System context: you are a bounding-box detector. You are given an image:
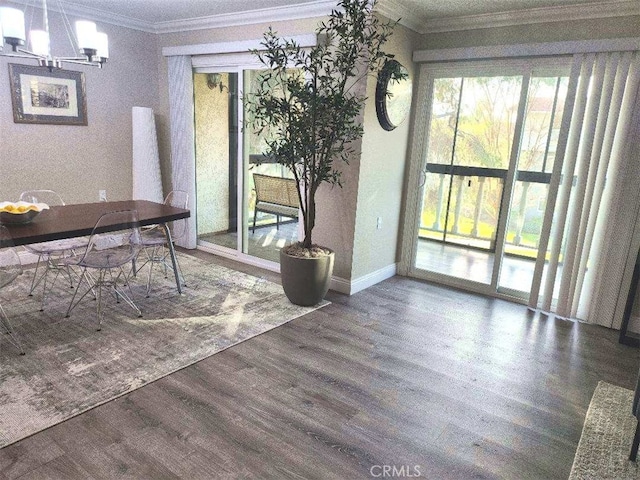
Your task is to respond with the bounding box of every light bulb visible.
[75,20,98,53]
[96,32,109,59]
[0,7,26,47]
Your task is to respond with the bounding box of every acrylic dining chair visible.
[19,190,89,311]
[134,190,188,297]
[63,210,143,331]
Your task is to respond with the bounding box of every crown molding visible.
[376,0,640,35]
[5,0,335,34]
[7,0,637,36]
[153,1,336,35]
[422,0,640,34]
[374,0,425,33]
[5,0,156,33]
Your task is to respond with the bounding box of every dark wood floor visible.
[1,249,639,479]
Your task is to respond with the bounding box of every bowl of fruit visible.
[0,201,49,224]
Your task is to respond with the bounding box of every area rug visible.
[569,381,640,479]
[0,253,326,449]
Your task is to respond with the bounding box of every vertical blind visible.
[528,51,640,324]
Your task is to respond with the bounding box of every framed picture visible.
[8,63,88,125]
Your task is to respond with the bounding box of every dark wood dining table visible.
[1,199,191,293]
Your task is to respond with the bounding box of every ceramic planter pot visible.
[279,248,335,306]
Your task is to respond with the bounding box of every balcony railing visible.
[420,164,555,258]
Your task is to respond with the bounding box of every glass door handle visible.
[419,170,426,187]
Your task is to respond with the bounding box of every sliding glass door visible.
[193,67,299,266]
[407,60,570,301]
[417,75,520,283]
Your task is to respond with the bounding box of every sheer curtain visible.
[528,50,640,325]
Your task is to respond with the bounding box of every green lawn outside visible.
[419,210,543,259]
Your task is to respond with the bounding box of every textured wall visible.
[351,23,418,280]
[194,72,230,235]
[0,9,159,205]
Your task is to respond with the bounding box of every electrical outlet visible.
[99,190,107,202]
[376,217,382,230]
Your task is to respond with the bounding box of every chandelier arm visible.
[56,55,92,60]
[57,57,104,68]
[1,48,43,59]
[0,51,103,68]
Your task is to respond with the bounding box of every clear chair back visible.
[164,190,188,240]
[19,190,65,206]
[79,210,142,269]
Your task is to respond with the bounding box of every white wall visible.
[352,23,418,281]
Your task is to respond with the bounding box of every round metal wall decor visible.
[375,60,412,131]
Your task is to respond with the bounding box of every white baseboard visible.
[330,263,397,295]
[196,245,397,297]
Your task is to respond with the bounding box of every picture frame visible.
[8,63,88,125]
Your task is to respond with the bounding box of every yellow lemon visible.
[16,205,28,213]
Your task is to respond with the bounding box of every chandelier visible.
[0,0,108,69]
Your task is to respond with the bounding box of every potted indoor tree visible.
[247,0,396,305]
